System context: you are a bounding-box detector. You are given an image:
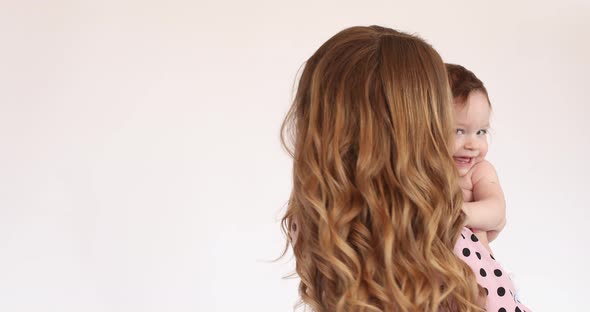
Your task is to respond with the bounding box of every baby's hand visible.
[458,174,474,202]
[461,205,473,228]
[461,188,473,202]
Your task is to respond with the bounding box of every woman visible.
[280,26,529,312]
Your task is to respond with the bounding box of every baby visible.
[446,64,506,253]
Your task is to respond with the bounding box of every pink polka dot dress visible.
[454,227,532,312]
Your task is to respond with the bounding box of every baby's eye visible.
[476,129,488,135]
[455,129,465,135]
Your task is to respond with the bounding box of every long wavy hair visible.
[280,26,484,312]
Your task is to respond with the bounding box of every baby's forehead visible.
[453,104,490,126]
[453,95,490,112]
[453,103,490,116]
[456,90,490,104]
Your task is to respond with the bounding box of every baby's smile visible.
[453,156,475,170]
[454,156,473,164]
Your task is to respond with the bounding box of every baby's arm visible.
[463,160,506,237]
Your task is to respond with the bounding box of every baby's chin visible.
[453,156,474,175]
[457,167,470,177]
[454,157,485,176]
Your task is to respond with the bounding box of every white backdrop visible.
[0,0,588,311]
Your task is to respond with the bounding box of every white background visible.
[0,0,588,311]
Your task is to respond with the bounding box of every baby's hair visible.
[445,63,491,108]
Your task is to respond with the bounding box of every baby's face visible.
[452,90,491,176]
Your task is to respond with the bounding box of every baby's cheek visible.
[453,140,462,154]
[480,144,489,159]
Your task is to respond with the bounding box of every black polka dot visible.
[462,248,471,257]
[461,233,465,239]
[491,254,496,260]
[494,269,503,277]
[516,307,522,312]
[497,287,506,296]
[479,268,487,277]
[484,287,489,295]
[470,234,479,242]
[476,252,481,260]
[499,308,506,312]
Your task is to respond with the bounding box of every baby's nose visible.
[465,139,479,150]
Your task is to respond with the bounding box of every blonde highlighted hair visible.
[280,26,485,311]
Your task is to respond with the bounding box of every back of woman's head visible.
[281,25,484,312]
